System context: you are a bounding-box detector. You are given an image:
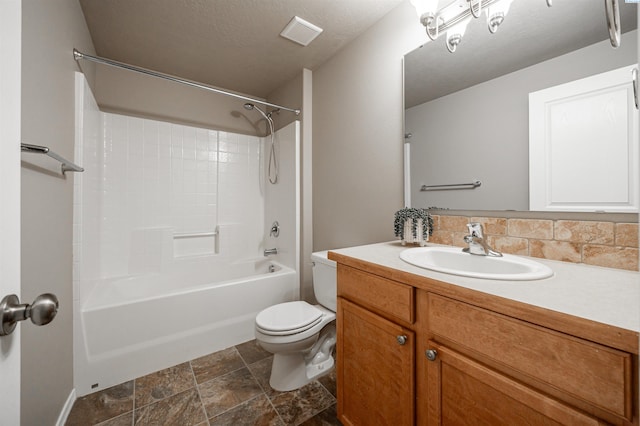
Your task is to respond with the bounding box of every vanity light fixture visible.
[410,0,551,53]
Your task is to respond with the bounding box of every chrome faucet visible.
[463,223,502,257]
[264,248,278,256]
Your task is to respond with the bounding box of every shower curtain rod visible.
[73,49,301,116]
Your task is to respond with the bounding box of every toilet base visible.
[268,324,336,392]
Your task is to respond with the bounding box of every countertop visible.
[329,241,640,334]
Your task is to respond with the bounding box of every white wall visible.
[74,71,301,286]
[20,0,96,424]
[73,73,102,303]
[76,107,268,287]
[406,30,638,211]
[268,70,315,302]
[0,1,22,424]
[264,122,301,275]
[312,1,424,251]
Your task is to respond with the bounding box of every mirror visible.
[404,1,637,211]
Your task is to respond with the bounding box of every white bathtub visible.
[74,258,298,396]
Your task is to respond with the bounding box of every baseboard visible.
[55,388,76,426]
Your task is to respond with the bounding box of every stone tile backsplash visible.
[430,215,639,271]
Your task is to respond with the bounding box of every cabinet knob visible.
[396,335,408,345]
[425,349,438,361]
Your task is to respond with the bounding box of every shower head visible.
[243,103,271,124]
[244,103,279,118]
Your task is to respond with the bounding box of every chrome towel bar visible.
[21,143,84,175]
[421,180,481,191]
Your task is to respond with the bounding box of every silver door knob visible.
[425,349,438,361]
[396,335,408,345]
[0,293,59,336]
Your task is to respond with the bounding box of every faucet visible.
[463,223,502,257]
[264,248,278,256]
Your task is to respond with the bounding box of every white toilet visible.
[254,250,337,391]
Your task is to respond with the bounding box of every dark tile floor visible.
[66,340,341,426]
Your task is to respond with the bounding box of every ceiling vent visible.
[280,16,323,47]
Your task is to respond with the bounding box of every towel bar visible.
[420,180,481,191]
[21,143,84,175]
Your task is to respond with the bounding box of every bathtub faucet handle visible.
[270,221,280,238]
[264,248,278,256]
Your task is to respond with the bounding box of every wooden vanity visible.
[329,242,639,426]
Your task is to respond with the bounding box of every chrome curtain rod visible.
[73,49,301,116]
[21,143,84,175]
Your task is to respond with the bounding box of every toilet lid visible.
[256,301,323,334]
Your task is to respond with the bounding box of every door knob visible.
[0,293,59,336]
[396,335,408,345]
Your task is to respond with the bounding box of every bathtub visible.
[74,258,298,396]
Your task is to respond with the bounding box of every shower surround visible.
[73,73,300,395]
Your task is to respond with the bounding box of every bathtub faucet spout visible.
[264,248,278,256]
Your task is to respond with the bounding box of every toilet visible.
[254,250,337,391]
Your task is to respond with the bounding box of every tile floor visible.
[66,340,340,426]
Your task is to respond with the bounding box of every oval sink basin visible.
[399,246,553,281]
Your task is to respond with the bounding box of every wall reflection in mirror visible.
[404,0,638,212]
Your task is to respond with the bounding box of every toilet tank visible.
[311,251,337,312]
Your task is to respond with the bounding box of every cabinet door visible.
[337,298,415,426]
[424,341,601,426]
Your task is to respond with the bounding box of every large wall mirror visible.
[404,1,638,212]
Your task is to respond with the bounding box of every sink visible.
[399,246,553,281]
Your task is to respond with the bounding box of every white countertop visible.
[330,241,640,333]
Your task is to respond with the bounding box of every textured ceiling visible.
[79,0,404,98]
[405,1,638,107]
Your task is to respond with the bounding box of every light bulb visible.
[486,0,513,33]
[446,16,470,53]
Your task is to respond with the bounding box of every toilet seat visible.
[256,301,323,336]
[255,303,336,346]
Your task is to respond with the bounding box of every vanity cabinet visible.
[425,342,601,425]
[337,298,414,426]
[336,265,415,426]
[424,293,633,425]
[334,260,638,426]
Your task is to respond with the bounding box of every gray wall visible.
[94,65,266,135]
[312,1,424,251]
[407,30,637,211]
[268,71,303,132]
[20,0,95,424]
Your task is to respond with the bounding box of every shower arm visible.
[72,49,301,116]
